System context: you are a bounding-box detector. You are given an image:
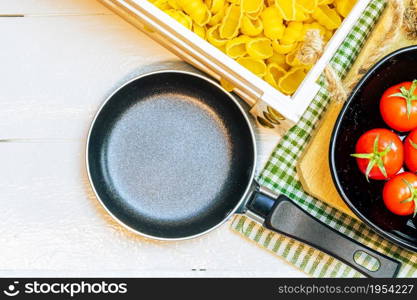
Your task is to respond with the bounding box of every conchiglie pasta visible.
[193,23,207,38]
[264,63,286,89]
[312,5,342,30]
[207,24,228,47]
[242,0,263,14]
[240,15,263,36]
[236,57,267,77]
[208,6,226,26]
[225,36,250,58]
[281,22,304,45]
[318,0,334,4]
[296,0,318,13]
[165,9,192,29]
[176,0,211,26]
[271,40,298,54]
[220,77,235,91]
[246,37,273,59]
[149,0,354,95]
[206,0,225,14]
[335,0,357,18]
[167,0,180,9]
[275,0,297,21]
[293,7,309,22]
[267,52,289,70]
[150,0,171,10]
[278,67,307,95]
[219,4,243,39]
[261,7,285,40]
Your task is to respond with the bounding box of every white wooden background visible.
[0,0,305,277]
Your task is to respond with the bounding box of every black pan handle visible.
[249,193,401,278]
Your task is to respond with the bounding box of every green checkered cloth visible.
[231,0,417,278]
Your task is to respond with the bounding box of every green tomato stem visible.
[400,179,417,218]
[351,135,392,181]
[388,79,417,119]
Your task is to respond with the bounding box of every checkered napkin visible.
[231,0,417,278]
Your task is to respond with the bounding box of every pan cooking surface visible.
[87,72,255,239]
[331,46,417,251]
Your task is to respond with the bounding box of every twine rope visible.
[346,0,405,91]
[403,0,417,39]
[297,0,405,103]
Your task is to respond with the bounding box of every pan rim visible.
[85,69,258,241]
[329,45,417,252]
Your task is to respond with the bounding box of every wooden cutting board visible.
[297,0,417,219]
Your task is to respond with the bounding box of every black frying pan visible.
[331,45,417,253]
[87,70,400,277]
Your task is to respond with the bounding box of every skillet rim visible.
[85,70,258,241]
[329,45,417,252]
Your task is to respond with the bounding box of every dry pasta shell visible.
[266,52,289,70]
[271,40,297,54]
[219,4,243,39]
[242,0,263,14]
[193,23,206,39]
[225,36,250,58]
[167,0,180,9]
[324,29,334,41]
[278,67,307,95]
[318,0,334,4]
[220,78,235,92]
[165,9,193,30]
[244,2,264,20]
[261,6,285,40]
[295,0,318,13]
[275,0,297,21]
[207,24,228,47]
[240,15,263,36]
[246,8,264,20]
[312,5,342,30]
[151,0,171,10]
[246,37,273,59]
[293,4,309,21]
[236,57,267,77]
[177,0,211,26]
[281,21,304,45]
[267,106,286,120]
[335,0,356,18]
[206,0,225,14]
[208,6,226,26]
[264,63,287,89]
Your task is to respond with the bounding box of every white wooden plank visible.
[0,0,109,15]
[0,141,302,277]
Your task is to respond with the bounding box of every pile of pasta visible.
[149,0,357,95]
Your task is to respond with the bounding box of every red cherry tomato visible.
[404,129,417,173]
[383,172,417,216]
[380,80,417,132]
[352,129,403,181]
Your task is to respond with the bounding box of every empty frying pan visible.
[86,70,400,277]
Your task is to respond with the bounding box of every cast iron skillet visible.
[87,70,400,277]
[331,46,417,253]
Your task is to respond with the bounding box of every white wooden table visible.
[0,0,304,277]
